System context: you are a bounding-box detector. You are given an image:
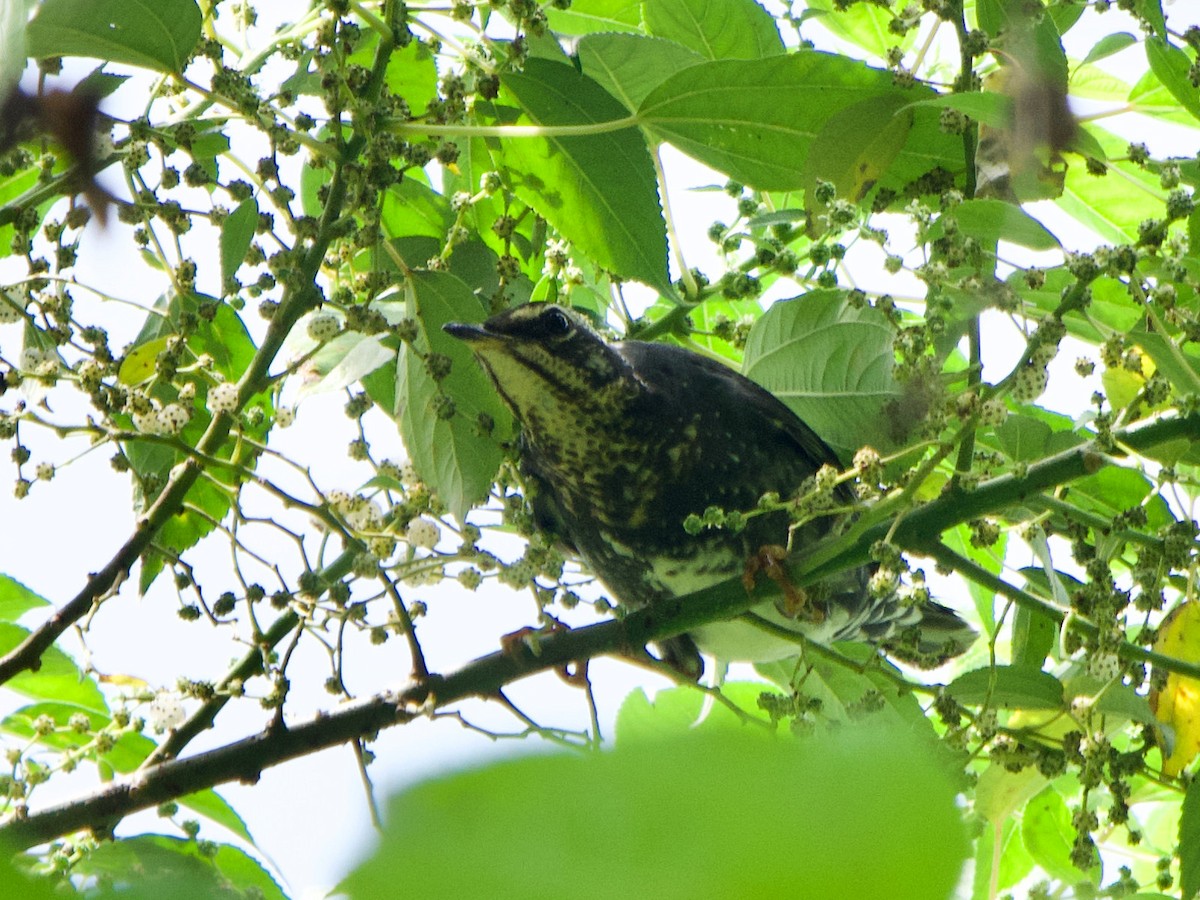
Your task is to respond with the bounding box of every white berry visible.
[306,312,342,342]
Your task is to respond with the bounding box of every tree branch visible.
[4,413,1198,848]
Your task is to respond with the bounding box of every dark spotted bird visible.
[445,303,974,673]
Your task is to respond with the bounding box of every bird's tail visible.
[882,600,978,669]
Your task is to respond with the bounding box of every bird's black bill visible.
[443,321,488,342]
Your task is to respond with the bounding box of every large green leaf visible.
[614,682,781,744]
[803,0,913,60]
[380,177,453,240]
[396,271,512,521]
[344,724,967,899]
[931,199,1061,251]
[1058,128,1165,245]
[69,836,285,900]
[639,51,954,193]
[946,665,1066,710]
[26,0,201,73]
[643,0,783,61]
[1145,37,1200,124]
[973,817,1035,896]
[1182,774,1200,899]
[1022,787,1102,886]
[1063,465,1174,531]
[742,290,903,459]
[803,92,914,227]
[0,573,50,622]
[498,60,669,291]
[545,0,643,36]
[0,623,107,711]
[578,34,705,111]
[219,198,258,291]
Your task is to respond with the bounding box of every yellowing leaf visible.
[1150,602,1200,776]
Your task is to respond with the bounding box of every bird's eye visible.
[542,307,572,337]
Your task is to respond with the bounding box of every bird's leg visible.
[742,544,824,623]
[499,618,590,686]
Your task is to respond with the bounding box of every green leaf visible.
[1058,128,1166,245]
[1022,786,1101,885]
[0,852,54,900]
[934,199,1061,251]
[381,39,439,118]
[943,524,1006,638]
[643,0,783,61]
[803,0,912,60]
[344,725,968,899]
[1146,37,1200,123]
[294,330,395,400]
[381,177,453,239]
[179,790,255,846]
[397,271,512,521]
[26,0,202,73]
[1,702,161,774]
[578,34,705,111]
[1135,0,1166,37]
[1182,773,1200,899]
[498,60,669,291]
[0,573,50,622]
[1011,602,1058,672]
[615,683,780,744]
[0,623,107,711]
[640,52,956,193]
[1132,324,1200,396]
[762,650,935,736]
[973,817,1035,896]
[975,759,1048,825]
[946,665,1065,710]
[545,0,642,35]
[69,836,285,900]
[742,290,904,459]
[1080,32,1138,67]
[1011,268,1141,344]
[804,92,914,223]
[911,91,1012,129]
[1065,465,1174,531]
[219,198,258,290]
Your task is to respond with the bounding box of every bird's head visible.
[444,304,635,440]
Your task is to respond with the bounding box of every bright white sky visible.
[1,2,1199,897]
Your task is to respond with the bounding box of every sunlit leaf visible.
[0,573,50,622]
[578,34,704,111]
[640,52,958,192]
[743,289,904,459]
[396,271,512,520]
[26,0,201,73]
[499,60,669,291]
[69,835,285,900]
[643,0,783,61]
[0,623,107,711]
[545,0,642,36]
[345,725,967,899]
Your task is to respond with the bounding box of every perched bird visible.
[445,303,974,674]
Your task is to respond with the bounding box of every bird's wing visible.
[618,340,846,473]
